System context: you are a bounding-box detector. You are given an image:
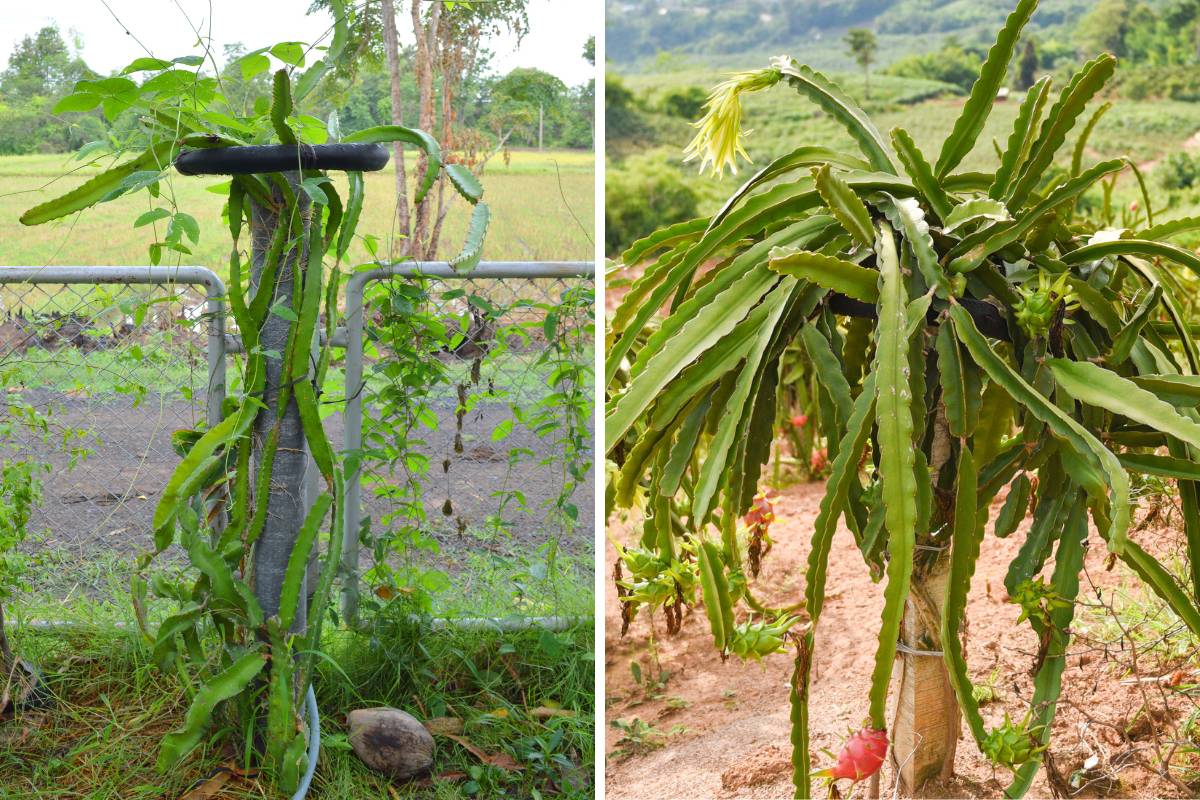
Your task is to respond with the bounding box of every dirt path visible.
[605,481,1199,799]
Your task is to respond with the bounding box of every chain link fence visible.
[338,262,595,617]
[0,264,593,601]
[0,268,225,560]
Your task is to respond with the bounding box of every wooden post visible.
[892,558,960,793]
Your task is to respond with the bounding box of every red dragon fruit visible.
[815,726,888,783]
[791,413,808,429]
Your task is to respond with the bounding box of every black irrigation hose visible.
[175,143,390,176]
[827,293,1012,341]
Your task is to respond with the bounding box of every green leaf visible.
[450,201,489,273]
[942,198,1011,233]
[337,172,364,260]
[270,41,306,67]
[240,53,271,80]
[1071,101,1112,176]
[990,76,1052,199]
[607,262,782,451]
[692,283,797,523]
[445,163,483,204]
[880,194,950,297]
[1048,359,1200,450]
[134,208,171,228]
[710,146,872,229]
[1005,502,1087,797]
[890,127,952,222]
[697,539,734,652]
[1109,285,1162,366]
[868,222,917,729]
[344,125,442,204]
[172,212,200,244]
[1008,54,1117,208]
[950,305,1130,554]
[300,177,330,206]
[279,494,333,629]
[774,57,896,174]
[186,535,262,626]
[941,444,988,748]
[270,301,299,323]
[270,69,296,145]
[994,473,1031,539]
[21,141,177,226]
[1119,452,1200,481]
[935,0,1037,177]
[936,323,970,437]
[811,163,874,248]
[491,419,514,441]
[948,158,1124,273]
[1129,374,1200,407]
[767,248,877,302]
[157,649,267,770]
[1139,215,1200,241]
[122,57,173,73]
[53,92,102,113]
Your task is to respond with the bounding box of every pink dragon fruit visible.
[815,726,888,783]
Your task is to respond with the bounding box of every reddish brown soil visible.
[605,480,1200,799]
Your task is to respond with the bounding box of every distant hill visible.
[607,0,1096,71]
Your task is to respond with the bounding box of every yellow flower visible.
[683,67,782,178]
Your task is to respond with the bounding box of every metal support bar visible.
[337,260,594,624]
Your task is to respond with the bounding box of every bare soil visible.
[14,388,593,591]
[605,480,1200,799]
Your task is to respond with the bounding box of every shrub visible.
[606,0,1200,796]
[605,153,700,255]
[1158,150,1200,190]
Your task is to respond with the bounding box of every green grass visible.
[0,149,594,268]
[620,68,1200,171]
[3,536,594,798]
[610,67,1200,255]
[2,618,594,799]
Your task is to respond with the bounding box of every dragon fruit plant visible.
[605,0,1200,796]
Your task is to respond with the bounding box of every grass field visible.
[620,69,1200,169]
[0,149,594,269]
[609,67,1200,255]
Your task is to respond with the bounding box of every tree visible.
[1076,0,1130,58]
[1016,38,1039,89]
[311,0,529,259]
[844,28,878,100]
[0,25,90,100]
[583,35,595,66]
[489,67,568,149]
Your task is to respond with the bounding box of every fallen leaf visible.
[530,706,576,720]
[178,765,239,800]
[424,716,464,736]
[444,734,524,771]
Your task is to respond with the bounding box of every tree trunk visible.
[382,0,410,259]
[892,557,960,793]
[408,0,441,258]
[248,177,311,634]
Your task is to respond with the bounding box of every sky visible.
[0,0,597,85]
